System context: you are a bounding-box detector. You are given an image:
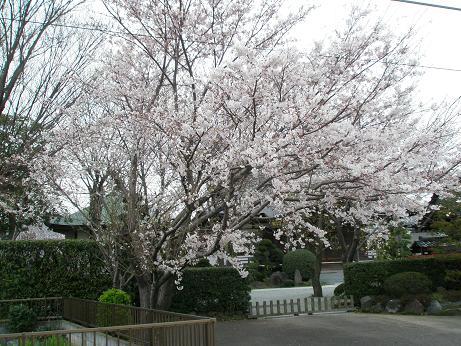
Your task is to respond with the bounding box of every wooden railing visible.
[0,320,215,346]
[248,295,354,318]
[0,298,215,346]
[62,298,208,327]
[0,297,62,323]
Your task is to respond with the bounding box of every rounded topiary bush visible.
[8,304,37,333]
[98,288,132,305]
[334,283,345,296]
[383,272,432,297]
[282,249,315,280]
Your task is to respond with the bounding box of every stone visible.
[404,299,424,315]
[360,296,375,311]
[294,269,303,286]
[427,300,442,315]
[270,271,288,286]
[385,299,401,313]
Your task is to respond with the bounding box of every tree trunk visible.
[311,213,324,297]
[137,274,153,309]
[311,244,323,297]
[155,276,175,309]
[344,226,360,263]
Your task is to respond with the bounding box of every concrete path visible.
[251,285,339,304]
[216,313,461,346]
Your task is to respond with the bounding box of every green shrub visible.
[383,272,432,297]
[281,279,295,287]
[97,289,132,327]
[344,254,461,301]
[171,267,250,315]
[282,249,315,280]
[400,293,432,307]
[193,258,212,267]
[441,290,461,302]
[98,288,131,305]
[334,283,345,296]
[0,240,112,300]
[445,270,461,290]
[7,305,37,333]
[20,335,70,346]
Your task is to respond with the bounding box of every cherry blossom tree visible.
[47,2,460,308]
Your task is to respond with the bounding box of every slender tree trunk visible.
[311,243,323,297]
[311,213,324,296]
[345,226,360,263]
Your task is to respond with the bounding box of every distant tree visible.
[0,0,101,238]
[375,227,412,260]
[430,192,461,248]
[253,239,283,276]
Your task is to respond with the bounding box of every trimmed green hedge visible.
[344,254,461,300]
[171,267,250,315]
[383,272,432,297]
[0,240,112,300]
[282,249,316,280]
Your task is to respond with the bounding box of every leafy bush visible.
[400,293,432,307]
[97,289,132,327]
[193,258,212,267]
[282,249,315,280]
[98,288,131,305]
[344,254,461,300]
[0,240,112,300]
[281,279,295,287]
[21,335,70,346]
[334,283,345,296]
[171,267,250,315]
[7,305,37,333]
[441,290,461,302]
[383,272,432,297]
[445,270,461,290]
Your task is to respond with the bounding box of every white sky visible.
[290,0,461,104]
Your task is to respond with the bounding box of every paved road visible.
[216,313,461,346]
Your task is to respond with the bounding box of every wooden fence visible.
[249,295,354,318]
[0,297,62,323]
[0,298,215,346]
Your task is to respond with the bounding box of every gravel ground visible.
[216,313,461,346]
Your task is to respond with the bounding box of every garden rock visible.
[427,300,442,315]
[385,299,401,313]
[270,271,288,286]
[294,269,303,286]
[404,299,424,315]
[360,296,375,311]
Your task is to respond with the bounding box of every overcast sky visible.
[290,0,461,104]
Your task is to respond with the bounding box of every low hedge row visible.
[344,254,461,300]
[0,240,112,300]
[171,267,250,315]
